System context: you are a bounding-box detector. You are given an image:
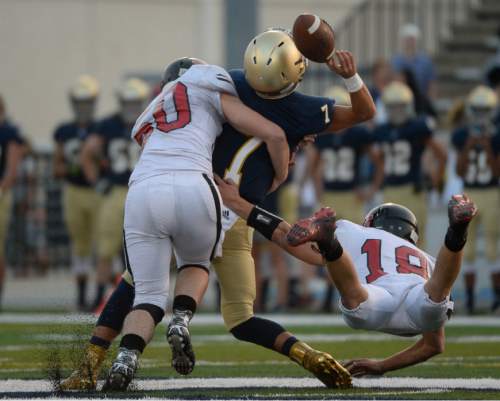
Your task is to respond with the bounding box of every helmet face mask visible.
[243,29,308,99]
[363,203,419,245]
[382,82,415,125]
[116,78,150,125]
[466,85,498,130]
[71,98,96,125]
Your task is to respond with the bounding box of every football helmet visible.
[70,75,99,124]
[465,85,498,127]
[244,29,307,99]
[363,203,419,245]
[117,78,150,125]
[323,85,350,106]
[382,81,415,125]
[162,57,207,85]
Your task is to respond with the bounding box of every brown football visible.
[292,13,335,63]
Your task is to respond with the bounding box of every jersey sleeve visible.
[292,93,335,135]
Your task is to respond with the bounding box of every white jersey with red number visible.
[335,220,448,336]
[129,64,236,185]
[336,219,435,287]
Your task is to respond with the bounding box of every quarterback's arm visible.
[345,327,445,376]
[215,175,323,266]
[220,93,289,188]
[80,133,104,185]
[0,142,23,191]
[324,51,376,133]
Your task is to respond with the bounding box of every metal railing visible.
[332,0,478,69]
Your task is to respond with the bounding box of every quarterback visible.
[217,174,477,375]
[61,29,375,392]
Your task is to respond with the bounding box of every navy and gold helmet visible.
[363,203,419,245]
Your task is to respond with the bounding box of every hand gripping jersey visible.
[373,116,433,188]
[0,120,23,180]
[213,69,335,205]
[53,121,98,186]
[130,65,237,184]
[334,220,450,336]
[96,114,139,186]
[315,126,373,191]
[451,126,500,189]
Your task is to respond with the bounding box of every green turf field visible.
[1,315,500,399]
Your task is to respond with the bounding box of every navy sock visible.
[120,334,146,353]
[281,336,299,356]
[173,295,197,314]
[96,279,135,332]
[90,336,111,349]
[231,317,286,350]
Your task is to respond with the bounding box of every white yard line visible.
[2,313,500,327]
[1,377,500,393]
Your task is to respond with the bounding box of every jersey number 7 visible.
[361,238,429,283]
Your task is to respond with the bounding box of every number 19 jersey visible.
[130,64,237,185]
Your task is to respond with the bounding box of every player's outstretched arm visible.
[80,133,104,185]
[324,50,376,133]
[345,328,445,376]
[220,93,289,189]
[214,175,323,265]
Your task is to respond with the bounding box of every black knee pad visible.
[133,303,165,325]
[230,316,285,349]
[96,279,135,332]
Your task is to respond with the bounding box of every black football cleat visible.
[167,309,195,375]
[101,348,139,392]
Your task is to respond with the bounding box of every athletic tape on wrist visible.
[343,73,364,93]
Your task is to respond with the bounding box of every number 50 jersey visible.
[130,65,237,185]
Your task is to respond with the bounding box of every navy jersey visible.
[54,121,98,186]
[212,69,335,204]
[96,114,140,186]
[452,126,500,188]
[0,120,23,180]
[374,117,433,187]
[315,126,373,191]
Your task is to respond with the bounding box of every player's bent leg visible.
[60,277,135,391]
[167,265,210,375]
[424,194,477,303]
[406,284,451,333]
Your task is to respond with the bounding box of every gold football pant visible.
[96,186,128,260]
[0,192,12,259]
[320,190,364,224]
[212,218,256,330]
[63,184,101,258]
[462,188,499,270]
[278,183,299,223]
[382,184,427,249]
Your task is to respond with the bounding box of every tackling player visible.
[102,59,290,391]
[374,81,446,248]
[61,29,375,391]
[452,85,500,313]
[53,75,100,311]
[0,95,23,309]
[216,176,477,376]
[81,78,149,310]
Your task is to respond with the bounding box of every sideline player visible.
[61,29,375,391]
[0,95,23,309]
[102,59,290,391]
[53,75,100,310]
[217,176,477,375]
[81,78,149,310]
[374,81,446,248]
[452,85,500,313]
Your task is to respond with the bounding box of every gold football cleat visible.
[59,344,106,391]
[289,341,352,389]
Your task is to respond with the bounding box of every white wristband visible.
[343,73,364,93]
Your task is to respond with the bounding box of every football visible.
[292,13,335,63]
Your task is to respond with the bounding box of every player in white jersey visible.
[215,176,477,375]
[103,58,289,391]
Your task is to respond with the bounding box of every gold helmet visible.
[117,78,150,102]
[382,81,414,125]
[466,85,498,126]
[70,75,99,100]
[244,29,307,99]
[323,85,350,106]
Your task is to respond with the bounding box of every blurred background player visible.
[0,95,23,309]
[452,85,500,314]
[81,78,149,310]
[374,81,446,249]
[53,75,100,311]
